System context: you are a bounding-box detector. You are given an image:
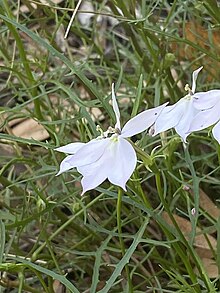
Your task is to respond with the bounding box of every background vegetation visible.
[0,0,220,292]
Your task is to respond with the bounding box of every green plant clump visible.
[0,0,220,292]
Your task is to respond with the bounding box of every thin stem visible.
[183,143,200,244]
[155,172,199,289]
[0,175,25,198]
[1,1,42,120]
[32,192,104,259]
[117,188,133,292]
[0,279,40,293]
[155,171,215,292]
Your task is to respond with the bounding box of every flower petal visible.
[153,99,185,136]
[78,139,113,193]
[192,66,203,94]
[66,138,110,168]
[56,155,75,175]
[212,121,220,144]
[121,102,168,138]
[175,98,199,142]
[55,142,85,154]
[81,172,107,195]
[108,137,137,191]
[112,83,121,130]
[193,90,220,110]
[189,107,220,132]
[77,141,111,177]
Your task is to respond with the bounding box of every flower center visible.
[110,133,119,142]
[96,125,120,139]
[184,84,193,97]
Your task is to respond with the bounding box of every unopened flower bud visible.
[191,207,196,216]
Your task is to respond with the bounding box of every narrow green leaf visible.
[203,0,220,24]
[0,221,5,263]
[131,74,143,117]
[98,220,148,293]
[91,233,114,293]
[8,257,80,293]
[0,14,114,118]
[0,133,54,148]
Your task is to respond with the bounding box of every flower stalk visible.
[117,187,133,292]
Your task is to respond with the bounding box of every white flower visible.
[56,84,167,194]
[152,66,203,142]
[188,90,220,143]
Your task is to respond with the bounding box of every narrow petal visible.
[56,155,75,175]
[212,121,220,144]
[67,138,110,168]
[55,142,85,154]
[112,83,121,130]
[108,137,137,191]
[175,98,199,142]
[121,102,168,138]
[192,66,203,94]
[189,107,220,132]
[153,99,185,136]
[193,90,220,110]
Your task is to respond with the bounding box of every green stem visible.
[0,281,40,293]
[117,188,133,292]
[155,171,215,292]
[0,175,25,198]
[129,140,153,166]
[155,172,199,289]
[32,192,104,259]
[183,144,200,244]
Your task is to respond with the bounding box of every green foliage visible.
[0,0,220,292]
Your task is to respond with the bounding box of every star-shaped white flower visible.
[56,84,167,194]
[152,66,203,142]
[188,89,220,143]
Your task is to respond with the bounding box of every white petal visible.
[189,107,220,132]
[153,99,185,135]
[121,102,168,138]
[77,141,111,177]
[56,155,75,175]
[81,172,108,195]
[55,142,85,154]
[175,98,199,142]
[212,121,220,144]
[193,90,220,110]
[192,66,203,94]
[78,139,113,193]
[108,137,137,191]
[67,138,110,168]
[112,83,121,130]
